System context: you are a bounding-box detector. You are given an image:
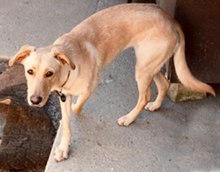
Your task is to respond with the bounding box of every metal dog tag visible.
[60,93,66,102]
[55,91,66,102]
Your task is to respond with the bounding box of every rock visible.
[0,97,56,172]
[167,83,207,102]
[0,64,26,91]
[0,60,61,128]
[0,60,61,171]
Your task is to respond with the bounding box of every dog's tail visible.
[173,23,215,96]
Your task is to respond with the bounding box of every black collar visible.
[56,70,71,102]
[61,70,71,88]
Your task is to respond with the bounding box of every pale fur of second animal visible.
[8,4,215,162]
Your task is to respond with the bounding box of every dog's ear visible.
[9,45,36,67]
[51,45,76,70]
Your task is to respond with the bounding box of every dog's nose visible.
[30,95,42,105]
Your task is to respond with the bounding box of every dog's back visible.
[61,4,177,67]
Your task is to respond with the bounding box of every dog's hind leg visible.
[145,72,169,111]
[117,66,153,126]
[117,36,175,126]
[117,43,156,126]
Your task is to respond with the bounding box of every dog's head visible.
[9,45,75,107]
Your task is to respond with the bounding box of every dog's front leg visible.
[55,94,72,162]
[71,92,91,114]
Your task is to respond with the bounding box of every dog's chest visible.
[62,76,89,96]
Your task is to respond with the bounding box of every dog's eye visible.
[27,69,34,75]
[45,71,54,78]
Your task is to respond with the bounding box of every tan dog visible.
[9,4,215,162]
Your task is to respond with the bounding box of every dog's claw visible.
[145,101,160,112]
[117,115,134,126]
[54,145,69,162]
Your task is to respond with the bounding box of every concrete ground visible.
[0,0,220,172]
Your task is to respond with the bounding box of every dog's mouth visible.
[29,103,45,107]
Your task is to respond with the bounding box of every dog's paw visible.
[54,145,70,162]
[117,115,134,126]
[145,101,160,112]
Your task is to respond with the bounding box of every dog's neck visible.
[60,70,71,88]
[55,68,72,102]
